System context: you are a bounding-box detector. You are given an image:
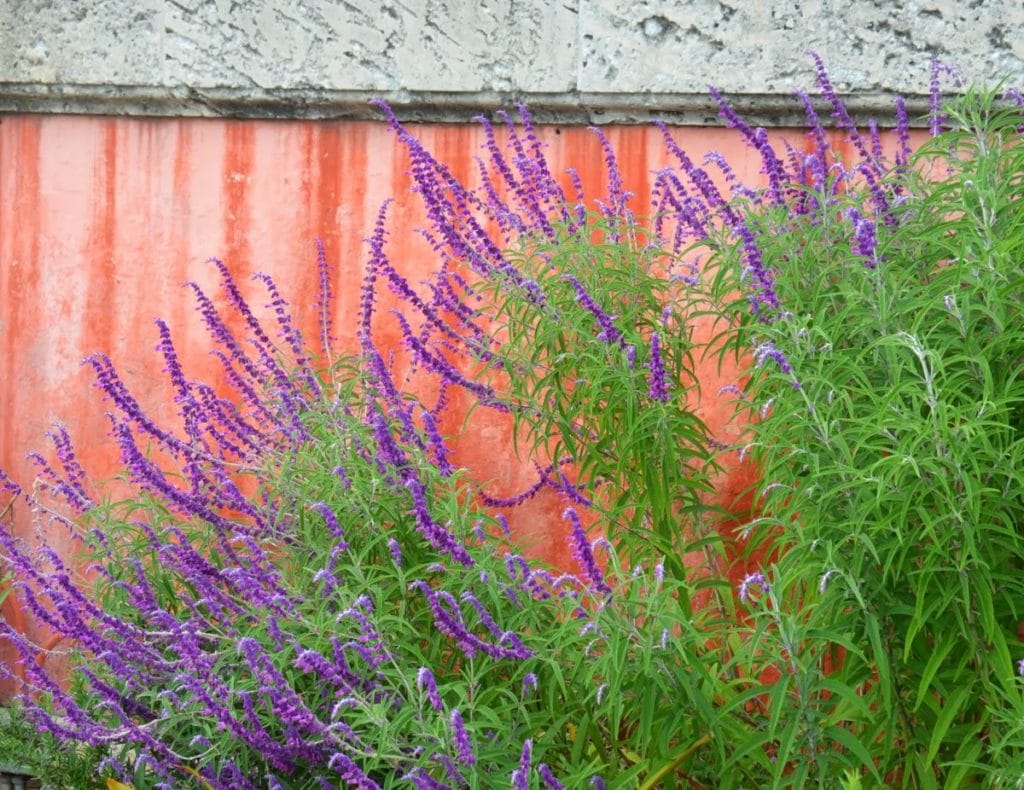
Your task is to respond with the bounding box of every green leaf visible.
[824,726,883,783]
[926,685,973,767]
[914,634,957,713]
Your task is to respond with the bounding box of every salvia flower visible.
[333,464,352,489]
[461,590,505,637]
[538,764,566,790]
[310,502,348,549]
[739,571,769,603]
[433,752,464,787]
[387,537,403,566]
[511,739,533,790]
[1004,88,1024,132]
[847,208,879,269]
[564,508,612,597]
[563,274,623,347]
[405,474,473,566]
[449,709,475,765]
[410,580,531,660]
[709,86,786,206]
[406,768,452,790]
[521,672,538,697]
[753,340,793,376]
[647,332,669,402]
[327,751,381,789]
[421,409,454,476]
[314,236,334,356]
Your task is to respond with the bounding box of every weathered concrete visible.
[1,0,1023,122]
[160,0,577,92]
[579,0,1024,94]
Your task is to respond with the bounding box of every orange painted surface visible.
[0,114,922,685]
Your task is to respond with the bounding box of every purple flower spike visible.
[894,96,911,168]
[590,778,607,790]
[521,672,538,697]
[410,581,531,660]
[511,739,533,790]
[359,201,389,347]
[847,208,879,269]
[421,409,454,477]
[538,764,565,790]
[310,502,348,549]
[564,508,612,597]
[417,667,444,711]
[387,537,403,567]
[807,51,892,220]
[327,751,381,789]
[753,340,792,375]
[450,709,475,765]
[738,570,769,603]
[333,465,352,489]
[647,332,669,402]
[315,237,334,357]
[405,768,446,789]
[588,126,632,232]
[1004,88,1024,133]
[563,274,623,347]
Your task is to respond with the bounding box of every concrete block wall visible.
[2,0,1023,124]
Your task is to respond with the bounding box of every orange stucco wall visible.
[0,115,912,678]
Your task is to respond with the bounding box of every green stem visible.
[638,733,713,790]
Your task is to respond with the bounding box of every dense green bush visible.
[709,88,1024,785]
[0,59,1022,788]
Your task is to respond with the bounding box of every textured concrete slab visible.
[162,0,579,92]
[1,0,1023,121]
[0,0,163,85]
[579,0,1024,94]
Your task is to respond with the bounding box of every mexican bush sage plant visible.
[1,55,1023,789]
[363,57,1024,785]
[702,85,1024,785]
[0,256,731,788]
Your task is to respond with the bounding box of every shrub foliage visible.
[0,58,1023,788]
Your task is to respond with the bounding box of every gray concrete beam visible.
[1,0,1021,124]
[0,81,938,126]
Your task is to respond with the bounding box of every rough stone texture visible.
[1,0,577,92]
[0,0,164,85]
[1,0,1023,121]
[161,0,577,92]
[580,0,1024,94]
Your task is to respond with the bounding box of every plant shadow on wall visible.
[0,56,1023,788]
